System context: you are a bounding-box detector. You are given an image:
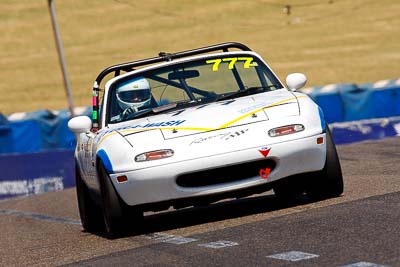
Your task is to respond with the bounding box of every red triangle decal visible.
[259,147,271,157]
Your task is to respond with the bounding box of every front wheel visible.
[98,161,143,238]
[75,165,104,232]
[305,128,344,199]
[272,174,306,201]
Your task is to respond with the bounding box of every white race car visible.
[68,42,343,237]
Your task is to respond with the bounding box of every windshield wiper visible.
[215,85,280,102]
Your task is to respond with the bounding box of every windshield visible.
[107,53,283,124]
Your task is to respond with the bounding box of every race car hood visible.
[115,89,299,140]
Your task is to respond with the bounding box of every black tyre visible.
[75,165,104,232]
[98,161,143,238]
[273,174,306,200]
[305,127,344,199]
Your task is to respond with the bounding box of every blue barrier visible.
[330,116,400,144]
[0,114,13,154]
[0,108,88,200]
[1,107,91,154]
[302,78,400,123]
[0,149,75,200]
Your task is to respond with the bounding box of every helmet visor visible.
[118,89,150,103]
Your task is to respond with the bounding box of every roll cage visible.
[91,42,252,130]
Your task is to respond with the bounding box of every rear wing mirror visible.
[168,70,200,80]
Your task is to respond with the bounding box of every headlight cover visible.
[268,124,305,137]
[135,149,174,162]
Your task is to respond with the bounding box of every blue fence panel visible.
[361,83,400,119]
[0,114,13,153]
[0,149,75,200]
[10,120,42,153]
[1,107,90,154]
[305,79,400,123]
[330,117,400,145]
[307,85,344,123]
[339,84,375,121]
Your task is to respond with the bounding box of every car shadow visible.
[94,193,330,239]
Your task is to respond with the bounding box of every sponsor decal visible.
[190,129,249,145]
[95,119,187,142]
[238,102,268,114]
[140,120,186,128]
[259,167,271,180]
[258,146,271,157]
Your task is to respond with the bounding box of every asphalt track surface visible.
[1,137,399,266]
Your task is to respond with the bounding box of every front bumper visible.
[110,133,326,207]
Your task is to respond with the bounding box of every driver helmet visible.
[116,77,151,111]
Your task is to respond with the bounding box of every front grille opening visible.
[176,159,276,188]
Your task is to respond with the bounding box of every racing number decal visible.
[240,57,258,68]
[206,57,258,72]
[206,59,222,71]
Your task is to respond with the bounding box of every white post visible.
[47,0,75,117]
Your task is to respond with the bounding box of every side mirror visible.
[286,73,307,91]
[68,116,92,134]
